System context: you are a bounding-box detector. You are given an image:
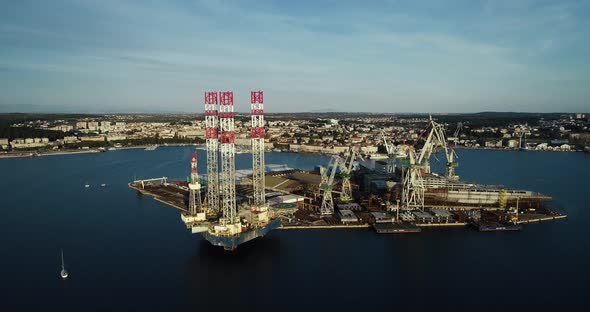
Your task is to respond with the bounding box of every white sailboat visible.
[60,248,69,279]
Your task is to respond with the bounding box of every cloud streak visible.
[0,0,588,113]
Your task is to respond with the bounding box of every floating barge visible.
[373,223,422,234]
[475,222,523,232]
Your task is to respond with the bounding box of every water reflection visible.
[185,237,283,309]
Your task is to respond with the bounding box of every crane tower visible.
[204,92,220,214]
[401,147,425,210]
[319,156,343,215]
[218,91,239,228]
[339,148,359,202]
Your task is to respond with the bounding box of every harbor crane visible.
[399,145,425,210]
[416,117,459,181]
[319,155,344,215]
[339,148,363,202]
[381,130,394,156]
[400,116,460,209]
[380,130,407,159]
[454,122,463,139]
[448,122,463,145]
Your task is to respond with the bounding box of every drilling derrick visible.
[204,92,220,214]
[181,152,206,228]
[188,152,203,215]
[218,91,241,233]
[250,90,269,226]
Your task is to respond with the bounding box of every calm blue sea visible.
[1,147,589,310]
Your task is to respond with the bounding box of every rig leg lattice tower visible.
[250,90,269,225]
[205,92,220,214]
[219,91,239,225]
[251,91,266,206]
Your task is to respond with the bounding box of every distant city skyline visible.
[1,0,589,113]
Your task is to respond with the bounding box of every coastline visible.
[0,143,202,159]
[0,142,586,160]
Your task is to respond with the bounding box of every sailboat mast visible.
[61,248,65,269]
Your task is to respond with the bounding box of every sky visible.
[0,0,589,113]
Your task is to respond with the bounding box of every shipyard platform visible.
[128,175,567,249]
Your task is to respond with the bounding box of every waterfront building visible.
[75,121,87,129]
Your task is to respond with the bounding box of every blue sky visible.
[0,0,588,113]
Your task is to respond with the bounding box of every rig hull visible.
[201,219,282,249]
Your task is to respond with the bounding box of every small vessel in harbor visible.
[368,153,389,160]
[60,248,68,280]
[476,223,523,232]
[235,146,251,154]
[373,222,422,234]
[101,183,107,187]
[145,145,158,151]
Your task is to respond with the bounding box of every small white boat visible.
[101,183,106,187]
[84,184,90,188]
[60,248,68,279]
[369,153,389,160]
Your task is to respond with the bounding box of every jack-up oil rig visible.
[182,91,280,250]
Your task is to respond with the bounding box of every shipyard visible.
[128,90,567,251]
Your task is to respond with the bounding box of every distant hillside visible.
[0,113,101,127]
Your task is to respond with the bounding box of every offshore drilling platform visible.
[129,102,566,250]
[182,90,280,250]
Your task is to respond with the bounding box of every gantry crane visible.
[400,116,460,210]
[319,155,344,215]
[416,117,459,180]
[380,130,407,159]
[399,144,425,210]
[339,148,362,202]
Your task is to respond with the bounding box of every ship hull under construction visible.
[201,219,282,250]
